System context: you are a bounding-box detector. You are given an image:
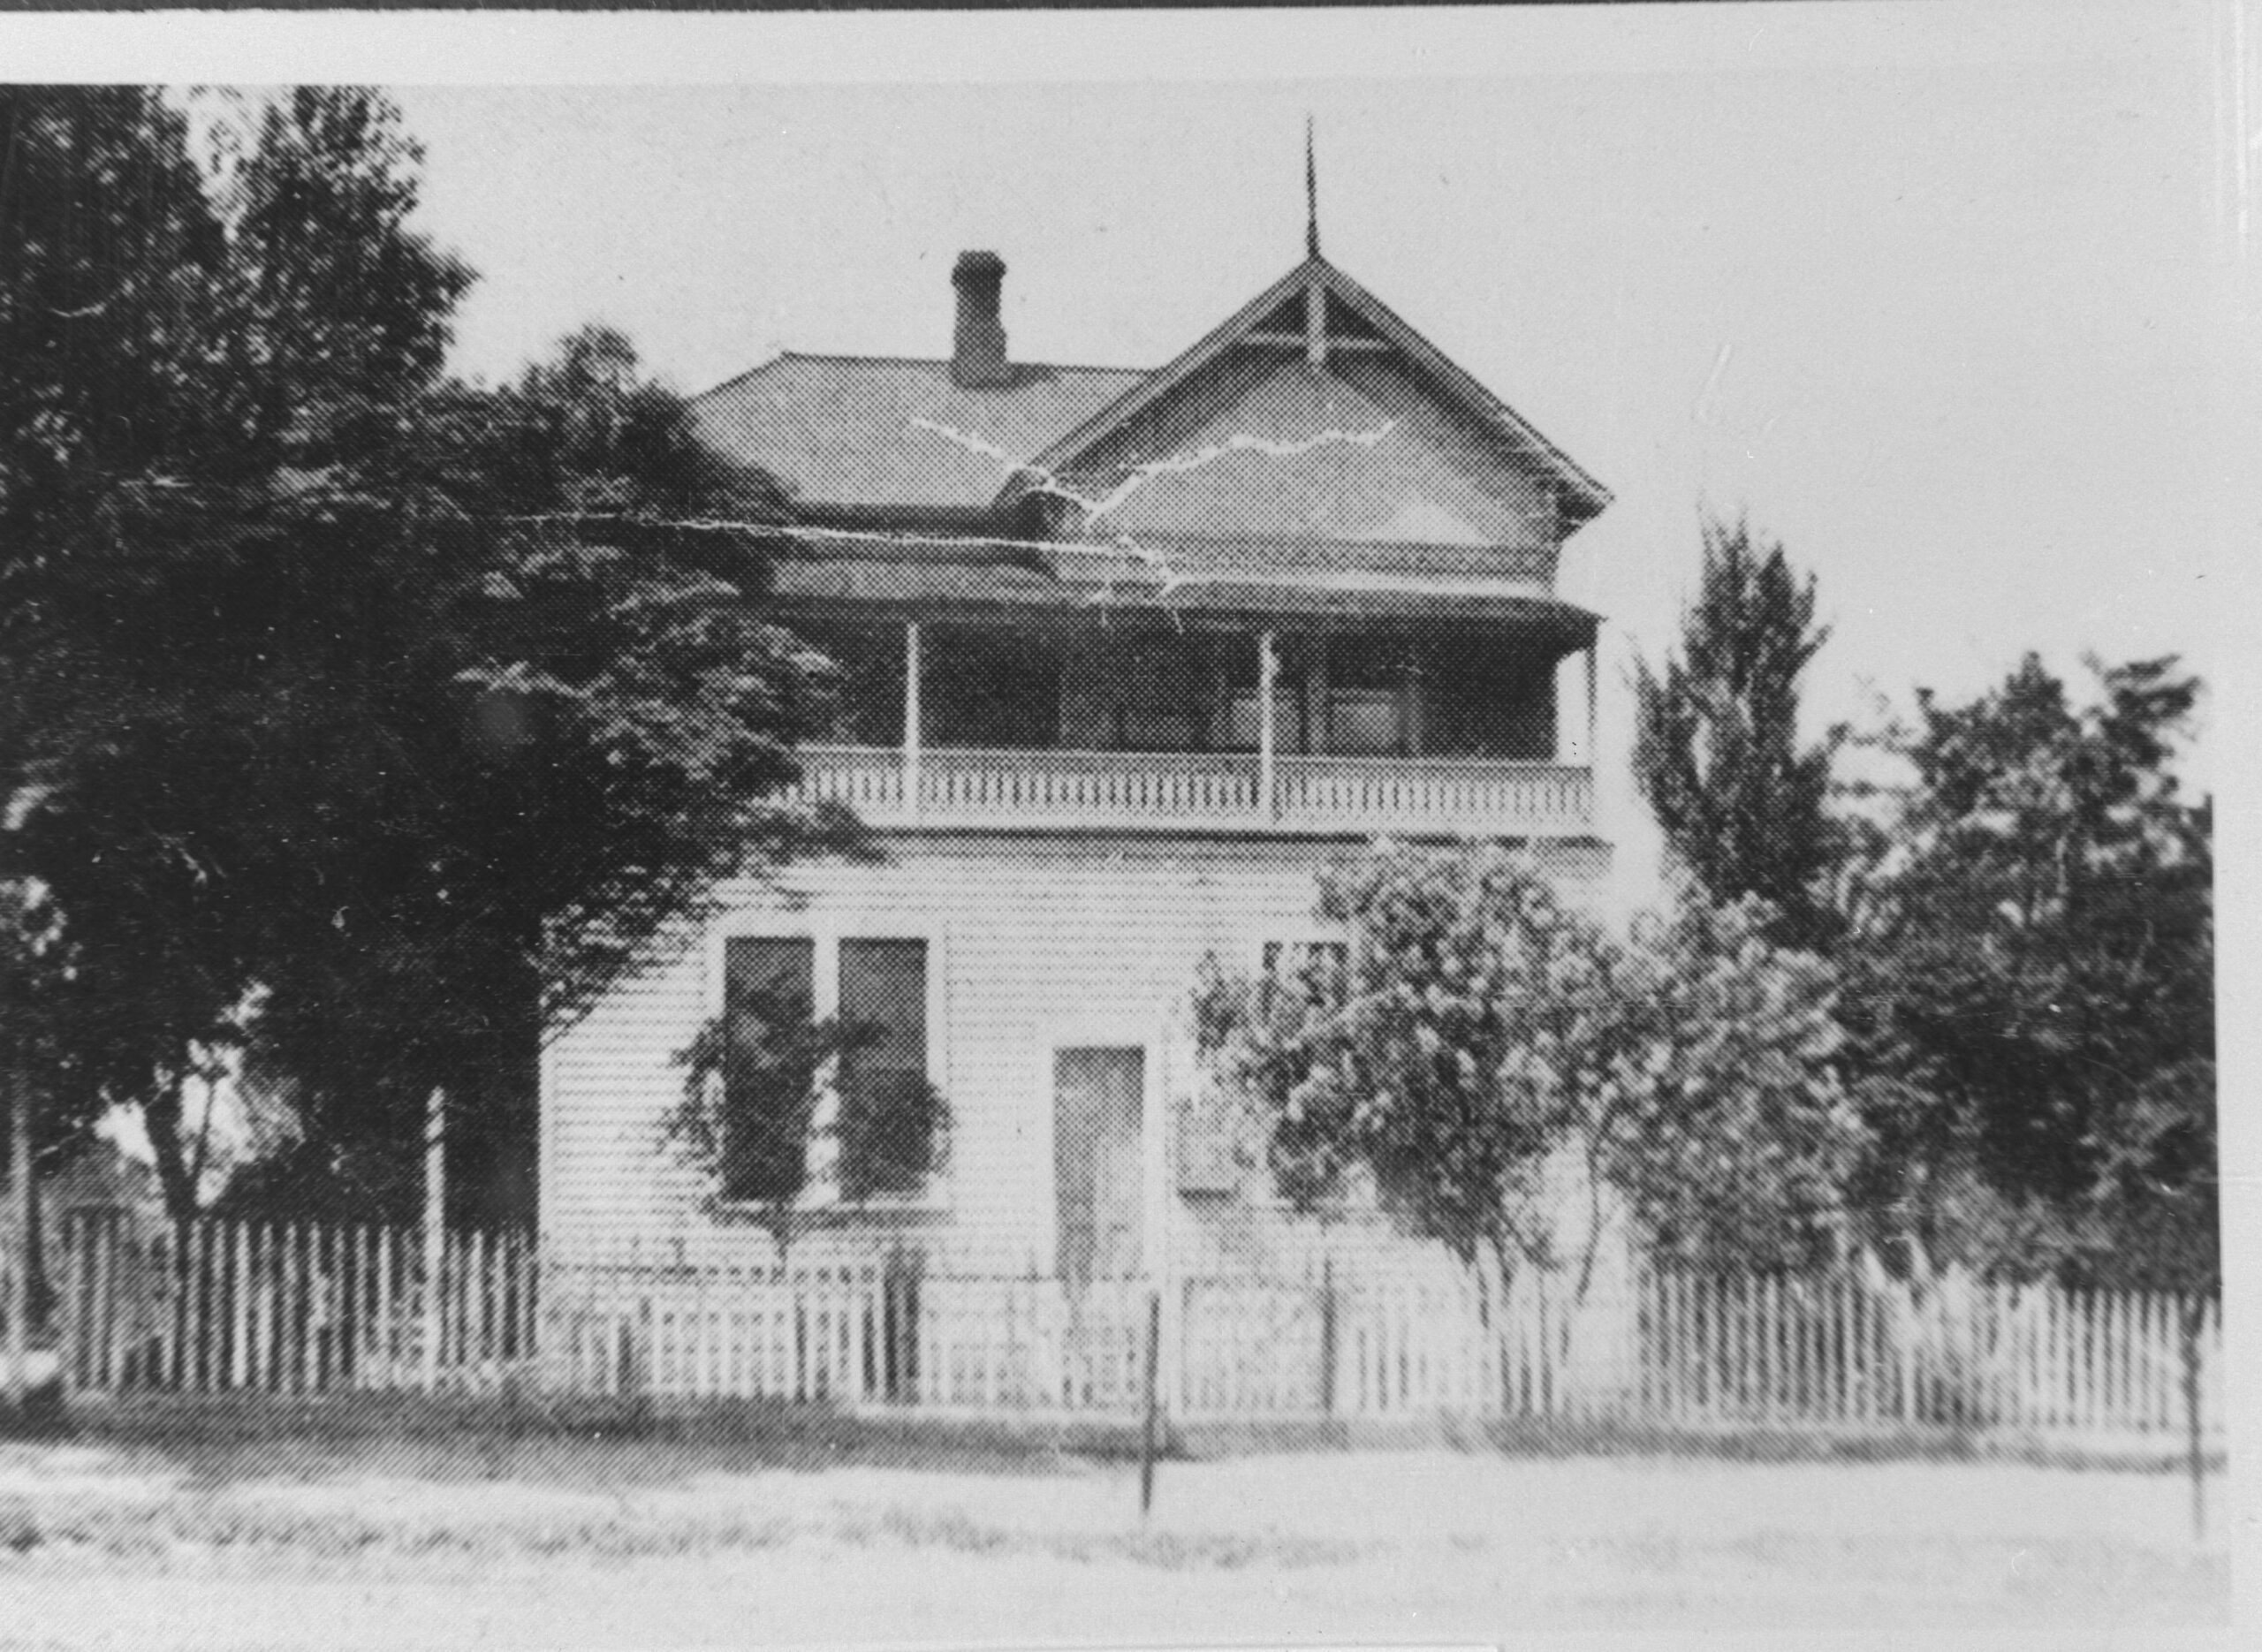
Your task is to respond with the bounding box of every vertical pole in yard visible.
[1139,1284,1163,1518]
[5,1056,31,1414]
[1318,1252,1337,1417]
[421,1087,445,1395]
[2183,1293,2206,1542]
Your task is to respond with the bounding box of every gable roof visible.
[1021,256,1612,527]
[693,353,1142,512]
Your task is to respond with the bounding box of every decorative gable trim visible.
[1013,257,1613,530]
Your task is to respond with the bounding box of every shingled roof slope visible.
[693,353,1145,512]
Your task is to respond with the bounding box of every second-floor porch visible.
[782,602,1600,839]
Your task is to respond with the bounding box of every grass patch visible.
[27,1390,2226,1493]
[1173,1412,2228,1474]
[0,1481,1363,1576]
[44,1391,1111,1491]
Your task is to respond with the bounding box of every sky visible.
[13,2,2243,897]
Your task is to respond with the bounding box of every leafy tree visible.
[207,325,847,1225]
[4,89,848,1223]
[1833,655,2213,1287]
[1193,846,1865,1294]
[1633,514,1840,951]
[665,993,948,1238]
[2,87,287,1190]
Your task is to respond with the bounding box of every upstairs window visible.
[1325,638,1412,756]
[1218,639,1309,754]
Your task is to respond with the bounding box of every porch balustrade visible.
[793,744,1594,837]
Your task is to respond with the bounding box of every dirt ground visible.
[0,1413,2236,1650]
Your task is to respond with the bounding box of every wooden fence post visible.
[1138,1285,1163,1517]
[421,1087,444,1395]
[5,1060,32,1413]
[2183,1292,2207,1541]
[95,1214,118,1394]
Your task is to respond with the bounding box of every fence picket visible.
[2088,1291,2106,1435]
[259,1223,276,1396]
[1667,1272,1686,1423]
[292,1223,310,1394]
[153,1228,175,1393]
[207,1221,225,1394]
[317,1224,335,1392]
[2160,1292,2181,1432]
[2132,1291,2151,1431]
[156,1225,178,1393]
[363,1225,380,1391]
[174,1222,194,1393]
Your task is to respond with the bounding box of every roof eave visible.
[1309,261,1614,522]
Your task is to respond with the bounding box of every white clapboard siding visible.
[542,834,1612,1274]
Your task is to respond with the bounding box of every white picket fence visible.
[46,1212,2226,1447]
[54,1210,538,1396]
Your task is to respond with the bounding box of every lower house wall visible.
[541,831,1609,1277]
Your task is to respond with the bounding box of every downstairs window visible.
[718,934,941,1204]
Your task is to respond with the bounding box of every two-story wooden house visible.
[539,240,1613,1291]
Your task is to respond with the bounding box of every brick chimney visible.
[950,250,1011,389]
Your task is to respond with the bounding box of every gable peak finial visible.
[1304,117,1321,261]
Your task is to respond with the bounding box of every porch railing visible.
[793,746,1594,837]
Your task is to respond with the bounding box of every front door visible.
[1052,1046,1145,1285]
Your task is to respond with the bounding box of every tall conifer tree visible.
[1632,515,1839,951]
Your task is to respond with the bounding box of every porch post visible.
[1404,643,1426,758]
[1257,630,1279,822]
[903,621,923,823]
[1557,641,1595,766]
[1583,637,1598,769]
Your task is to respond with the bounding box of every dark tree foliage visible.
[216,330,849,1225]
[1834,655,2213,1289]
[667,982,835,1209]
[4,89,848,1224]
[665,1000,948,1224]
[1,87,394,1194]
[1633,515,1840,952]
